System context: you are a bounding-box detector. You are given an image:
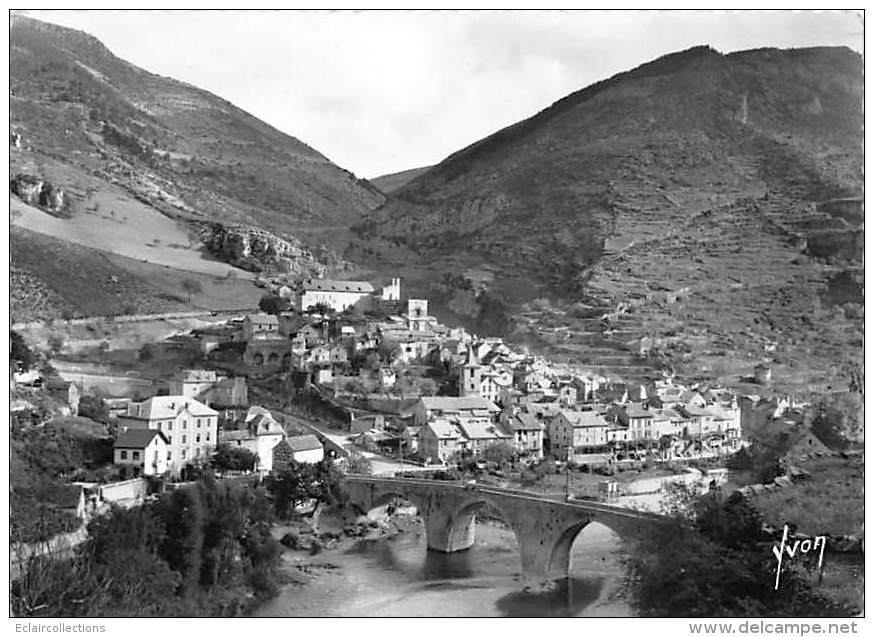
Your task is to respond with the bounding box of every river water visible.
[255,518,633,618]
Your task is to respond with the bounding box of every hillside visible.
[10,15,385,320]
[370,165,432,194]
[354,45,863,390]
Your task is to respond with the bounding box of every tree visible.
[258,293,289,315]
[811,392,862,447]
[346,451,372,475]
[265,460,346,519]
[180,278,203,303]
[482,441,517,468]
[47,334,65,356]
[378,338,400,364]
[78,395,109,423]
[306,302,332,316]
[624,482,854,617]
[212,443,258,473]
[418,378,438,396]
[11,330,36,371]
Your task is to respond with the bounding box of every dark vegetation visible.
[213,443,258,473]
[11,476,281,617]
[626,484,858,616]
[11,417,113,543]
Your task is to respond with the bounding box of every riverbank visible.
[257,506,633,617]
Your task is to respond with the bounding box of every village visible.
[11,273,839,529]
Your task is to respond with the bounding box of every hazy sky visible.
[25,9,864,178]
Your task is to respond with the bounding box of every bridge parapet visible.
[343,475,671,581]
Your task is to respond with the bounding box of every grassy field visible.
[11,185,252,279]
[751,454,864,537]
[11,226,188,321]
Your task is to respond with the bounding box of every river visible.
[255,517,633,618]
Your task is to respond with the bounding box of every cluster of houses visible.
[179,275,827,470]
[15,275,831,482]
[112,369,324,479]
[406,373,753,465]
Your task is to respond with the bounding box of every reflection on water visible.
[256,520,632,617]
[496,577,606,617]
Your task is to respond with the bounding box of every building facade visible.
[117,396,219,477]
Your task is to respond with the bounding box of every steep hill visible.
[370,165,432,194]
[355,45,863,391]
[10,15,384,320]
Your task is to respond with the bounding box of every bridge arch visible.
[441,496,519,554]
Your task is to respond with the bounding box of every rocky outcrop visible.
[197,222,339,276]
[10,173,68,216]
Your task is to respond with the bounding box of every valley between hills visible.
[10,16,863,396]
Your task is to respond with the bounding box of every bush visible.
[78,395,109,423]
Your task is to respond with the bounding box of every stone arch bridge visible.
[344,475,671,582]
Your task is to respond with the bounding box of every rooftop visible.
[115,429,167,448]
[123,395,218,420]
[457,420,510,440]
[301,279,375,293]
[426,419,462,439]
[420,396,500,412]
[286,434,324,452]
[246,313,279,324]
[557,409,609,428]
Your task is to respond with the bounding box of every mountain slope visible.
[355,45,863,391]
[10,15,384,320]
[10,15,385,234]
[370,165,432,194]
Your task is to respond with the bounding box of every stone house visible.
[500,408,544,458]
[45,378,80,416]
[413,396,500,427]
[613,402,655,441]
[242,313,279,341]
[419,419,463,464]
[168,369,218,399]
[548,410,610,456]
[456,420,512,456]
[677,404,718,438]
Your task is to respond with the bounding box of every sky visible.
[23,9,864,179]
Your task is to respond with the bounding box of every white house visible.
[220,406,287,473]
[117,396,219,477]
[113,429,170,476]
[297,279,375,313]
[282,434,325,464]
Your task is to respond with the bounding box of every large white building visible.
[117,396,219,477]
[219,406,286,474]
[296,279,375,313]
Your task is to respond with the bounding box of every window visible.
[182,419,187,429]
[197,418,201,428]
[120,450,128,460]
[182,449,187,459]
[167,451,172,460]
[132,451,140,461]
[196,434,201,443]
[206,432,211,441]
[168,436,172,444]
[195,447,201,457]
[182,435,187,444]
